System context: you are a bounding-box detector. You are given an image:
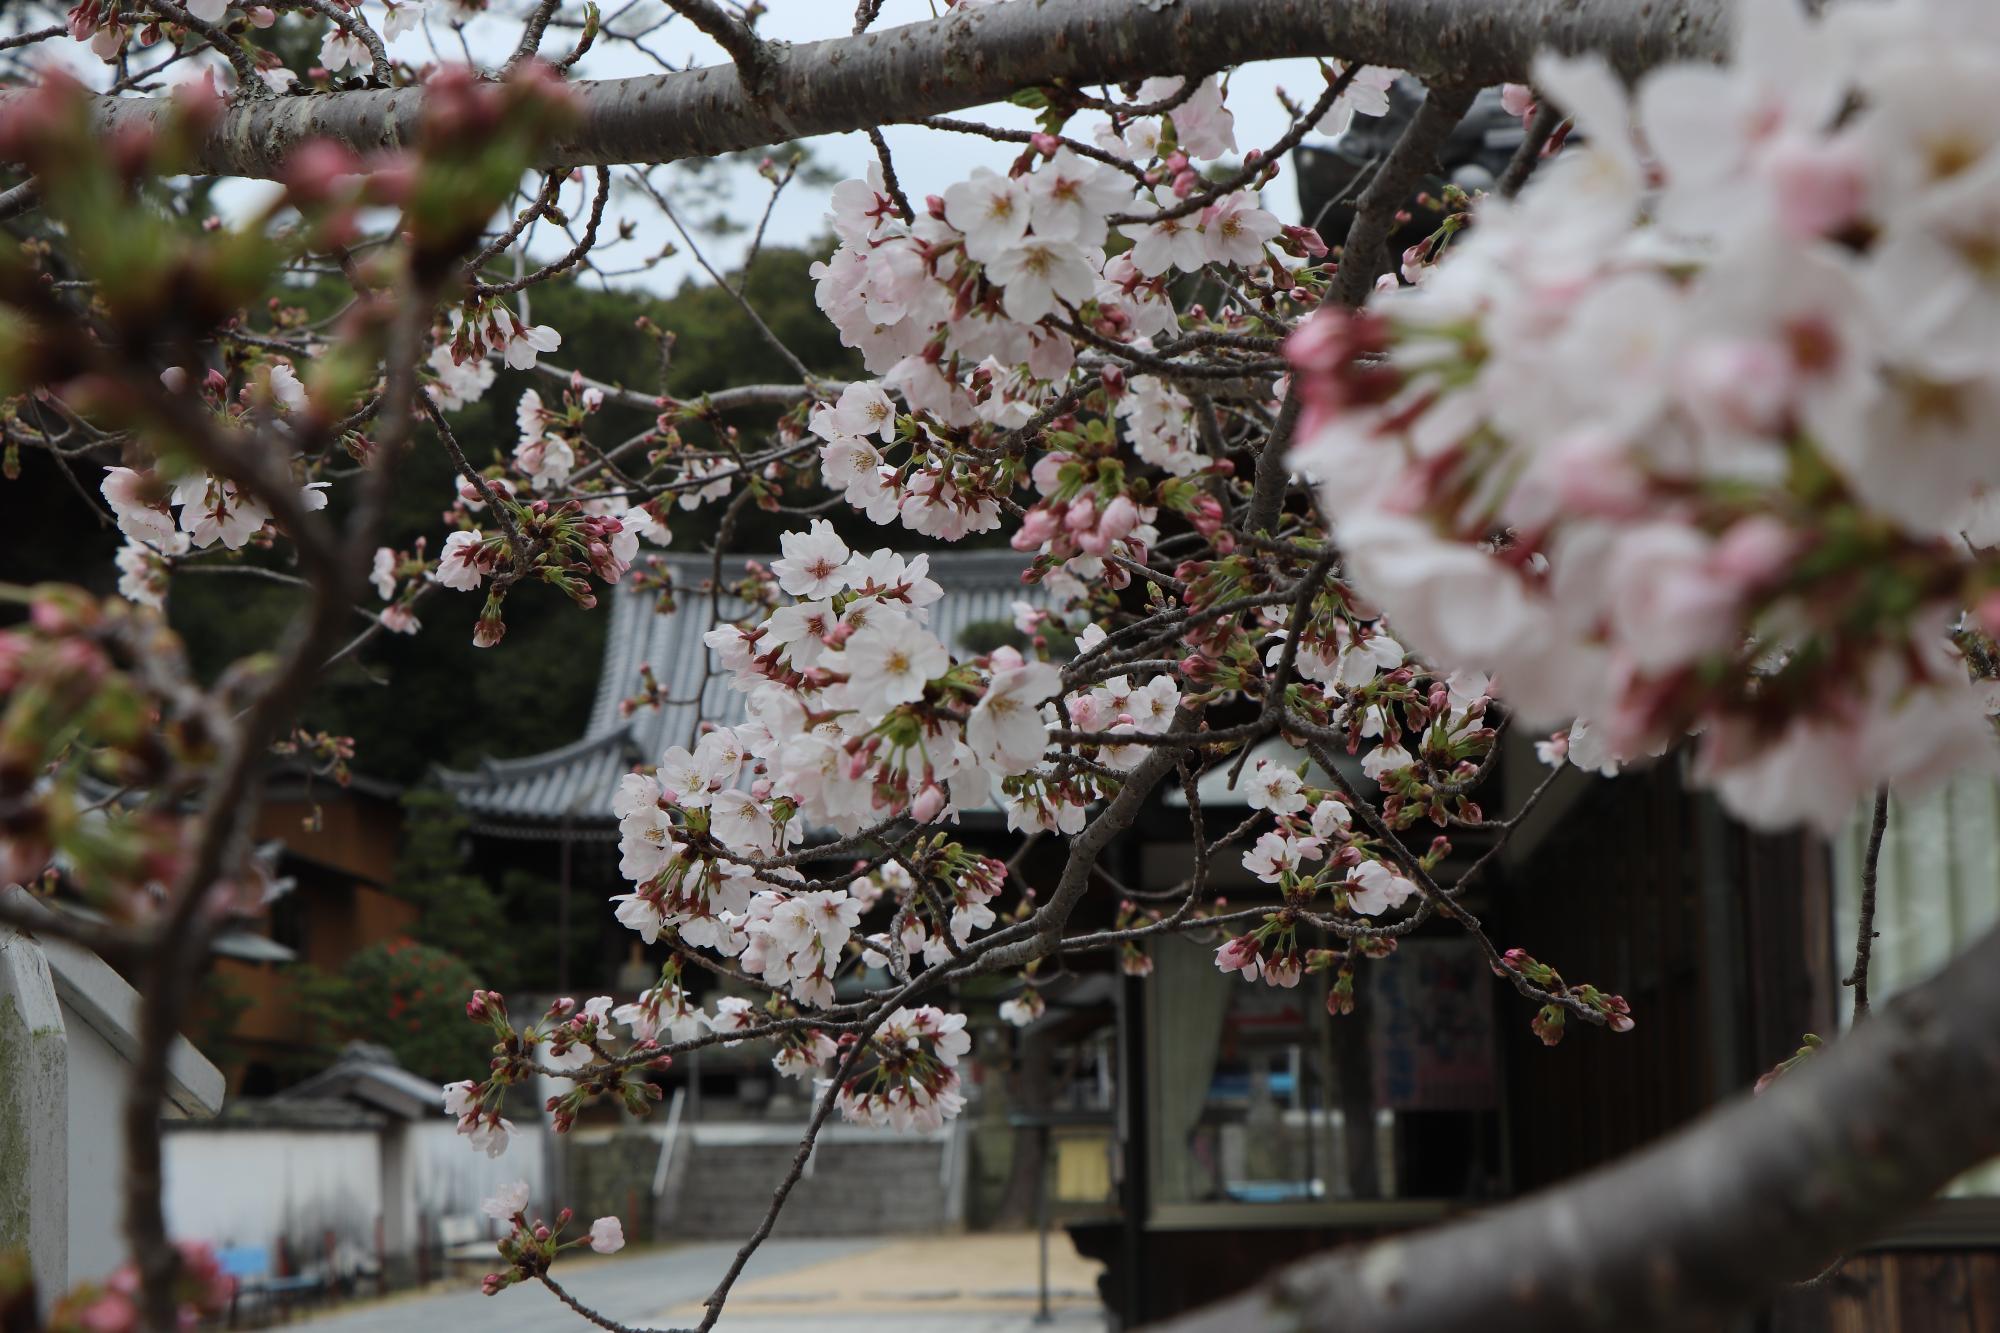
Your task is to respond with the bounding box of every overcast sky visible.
[430,0,1335,295]
[63,1,1340,297]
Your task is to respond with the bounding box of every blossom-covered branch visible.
[0,0,1729,179]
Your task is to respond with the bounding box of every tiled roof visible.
[437,550,1044,834]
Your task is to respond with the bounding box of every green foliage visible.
[391,788,581,991]
[956,618,1028,656]
[394,789,518,981]
[292,939,491,1084]
[190,970,256,1076]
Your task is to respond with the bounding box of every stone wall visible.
[564,1132,664,1244]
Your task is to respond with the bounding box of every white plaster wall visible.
[161,1130,383,1273]
[63,1018,130,1284]
[0,928,67,1308]
[407,1118,549,1229]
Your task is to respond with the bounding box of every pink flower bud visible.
[1098,494,1140,542]
[1677,337,1796,435]
[1283,224,1328,258]
[1710,516,1799,593]
[1010,506,1061,550]
[284,139,363,207]
[1767,133,1869,240]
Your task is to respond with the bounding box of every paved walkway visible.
[664,1231,1107,1328]
[296,1233,1108,1333]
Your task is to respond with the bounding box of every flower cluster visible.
[605,568,1050,1016]
[444,987,677,1151]
[0,590,209,901]
[827,1006,972,1131]
[808,117,1303,574]
[474,1180,625,1299]
[1501,949,1635,1046]
[1288,0,2000,830]
[1213,766,1421,986]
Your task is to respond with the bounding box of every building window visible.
[1146,934,1505,1209]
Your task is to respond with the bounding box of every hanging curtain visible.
[1148,935,1233,1205]
[1835,777,2000,1194]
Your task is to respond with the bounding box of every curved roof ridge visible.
[434,727,636,786]
[443,546,1050,827]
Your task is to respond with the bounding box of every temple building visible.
[438,551,2000,1328]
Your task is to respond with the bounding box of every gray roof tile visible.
[438,550,1045,832]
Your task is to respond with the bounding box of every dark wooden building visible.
[1071,741,2000,1329]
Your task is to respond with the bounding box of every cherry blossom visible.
[1200,192,1283,268]
[588,1217,625,1255]
[36,17,2000,1313]
[481,1181,530,1222]
[1280,0,2000,828]
[320,23,371,74]
[1118,197,1210,278]
[942,168,1031,261]
[100,468,176,546]
[985,234,1098,324]
[1026,149,1130,246]
[833,620,949,717]
[998,988,1045,1027]
[1147,75,1236,160]
[1244,757,1307,816]
[171,475,270,551]
[967,654,1062,776]
[811,381,898,442]
[1346,861,1417,917]
[771,519,851,599]
[435,530,489,591]
[1315,65,1400,137]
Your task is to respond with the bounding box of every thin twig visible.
[1845,786,1891,1021]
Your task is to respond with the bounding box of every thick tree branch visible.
[1161,917,2000,1333]
[1334,81,1478,308]
[664,0,776,94]
[0,0,1730,181]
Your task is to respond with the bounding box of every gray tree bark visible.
[1156,918,2000,1333]
[0,0,1731,181]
